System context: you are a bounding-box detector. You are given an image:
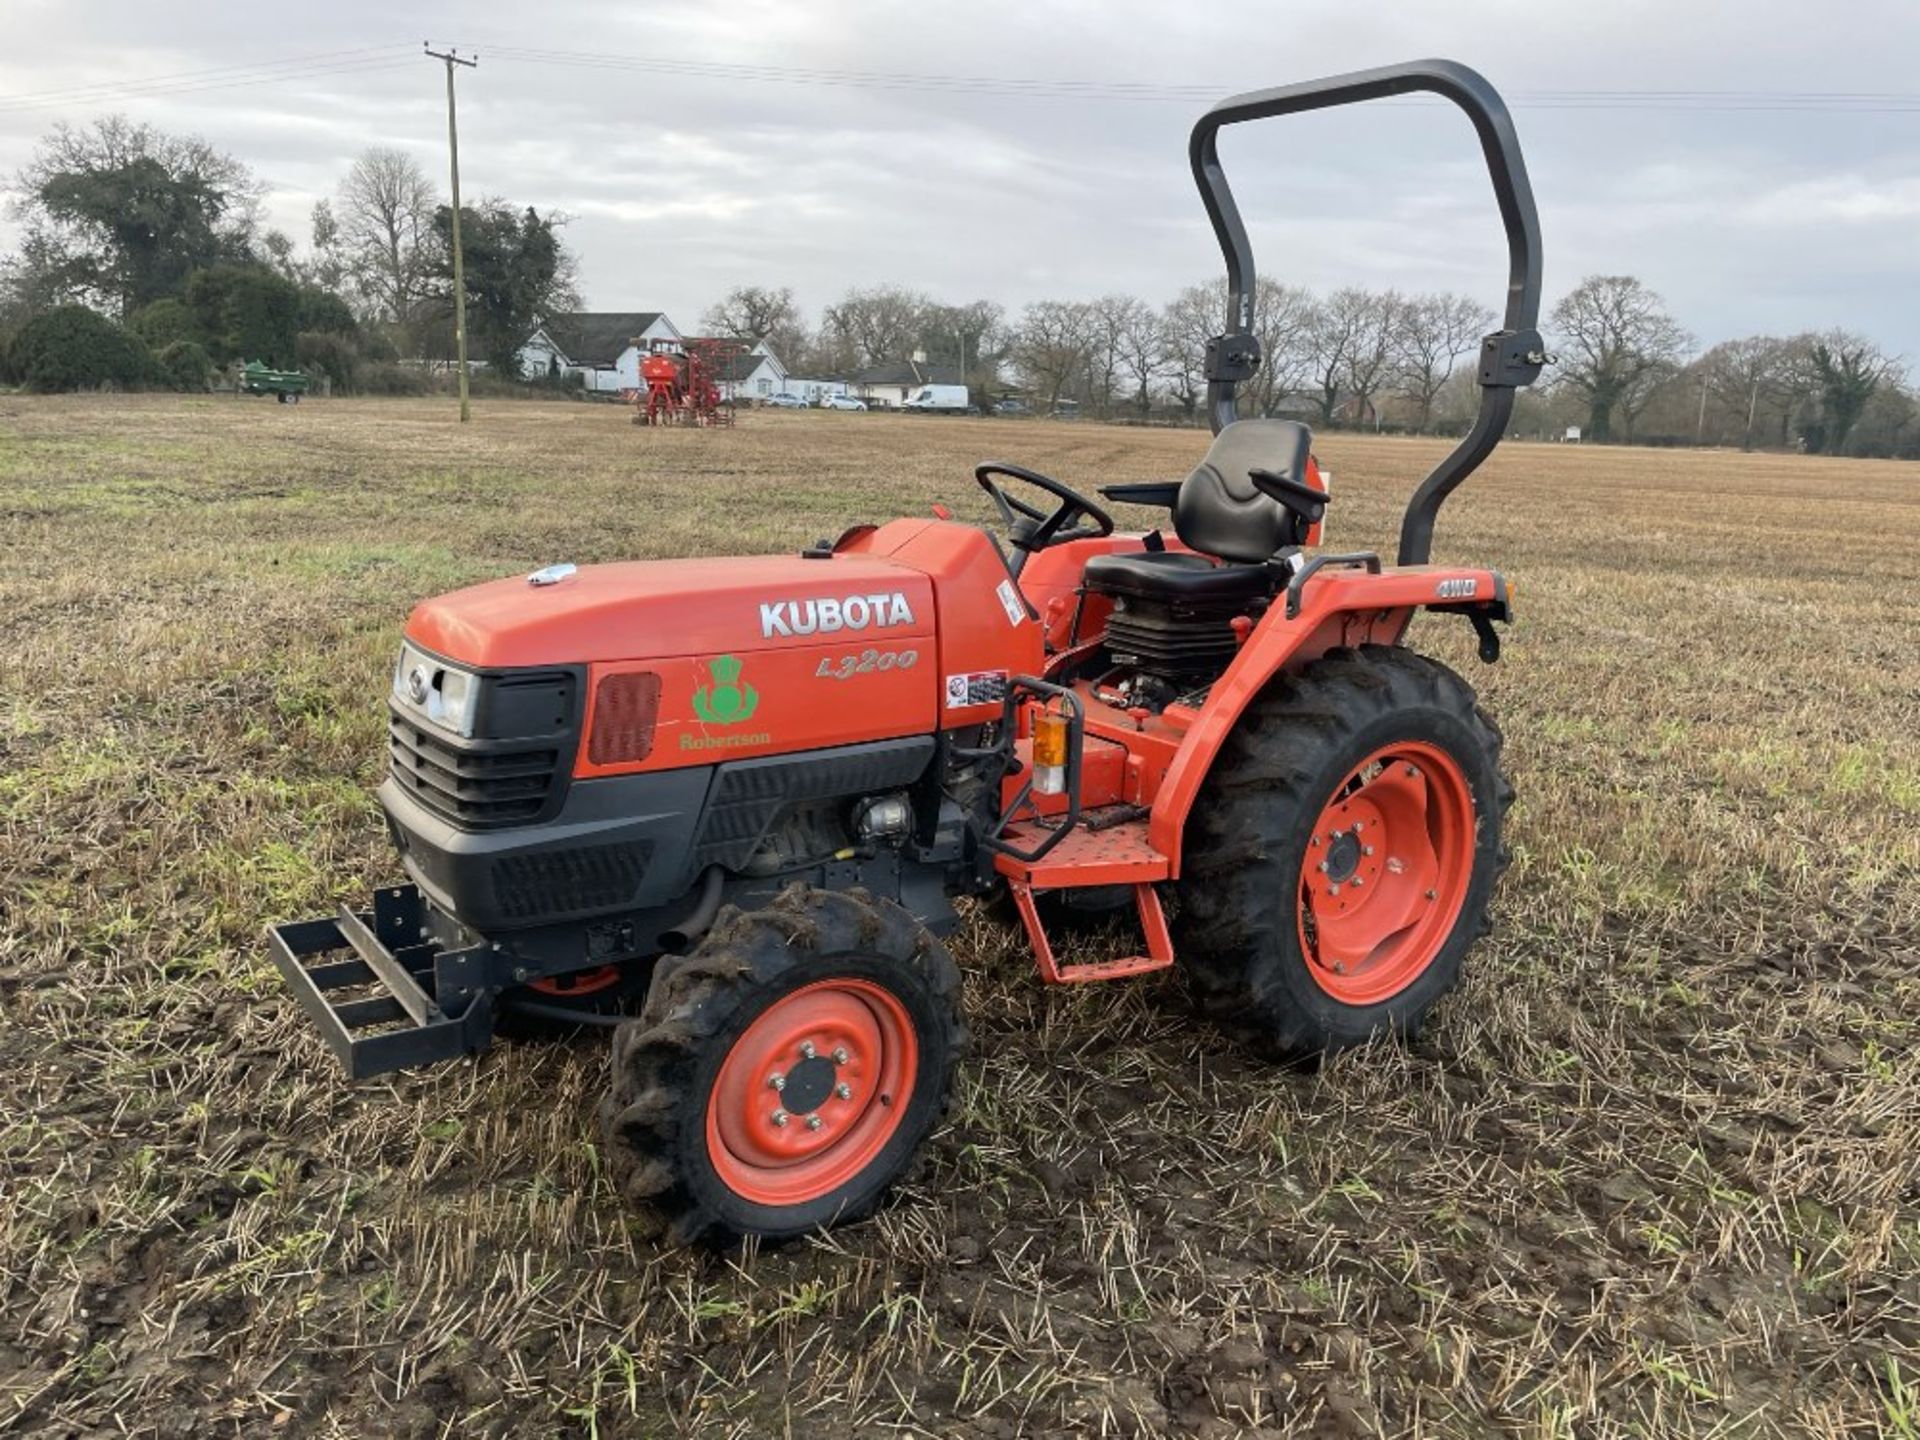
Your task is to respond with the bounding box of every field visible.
[1,394,1916,1438]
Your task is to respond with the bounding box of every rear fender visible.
[1148,565,1509,871]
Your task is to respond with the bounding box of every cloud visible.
[1,0,1917,357]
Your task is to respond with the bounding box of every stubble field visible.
[1,394,1916,1438]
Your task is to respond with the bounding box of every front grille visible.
[491,841,654,921]
[389,714,563,829]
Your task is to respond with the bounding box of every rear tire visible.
[598,885,964,1244]
[1173,644,1511,1059]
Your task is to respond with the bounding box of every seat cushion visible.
[1172,418,1314,564]
[1082,549,1276,606]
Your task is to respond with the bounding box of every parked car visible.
[762,393,808,409]
[993,398,1032,416]
[822,394,868,411]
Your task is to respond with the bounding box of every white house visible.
[701,339,786,401]
[699,339,851,404]
[519,312,684,392]
[854,359,963,409]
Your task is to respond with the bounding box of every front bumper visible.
[267,885,496,1080]
[379,765,713,934]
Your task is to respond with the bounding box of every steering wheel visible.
[974,462,1114,563]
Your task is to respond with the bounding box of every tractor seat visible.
[1081,549,1276,606]
[1084,418,1317,610]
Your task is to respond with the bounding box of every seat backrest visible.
[1173,419,1314,564]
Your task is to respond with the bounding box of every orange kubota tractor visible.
[272,60,1546,1242]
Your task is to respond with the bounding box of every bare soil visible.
[1,395,1916,1436]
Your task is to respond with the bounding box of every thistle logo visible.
[692,655,759,725]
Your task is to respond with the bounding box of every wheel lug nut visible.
[1351,875,1364,887]
[1317,861,1329,873]
[832,1047,848,1065]
[800,1041,816,1059]
[1406,765,1419,777]
[836,1083,852,1100]
[1425,889,1438,900]
[769,1074,785,1091]
[1363,845,1374,856]
[1328,883,1341,896]
[806,1116,823,1131]
[771,1109,789,1127]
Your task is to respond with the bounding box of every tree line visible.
[0,116,578,393]
[3,113,1910,457]
[706,276,1915,458]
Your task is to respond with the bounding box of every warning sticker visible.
[945,670,1008,709]
[995,578,1027,627]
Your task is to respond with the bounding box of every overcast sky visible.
[4,0,1918,358]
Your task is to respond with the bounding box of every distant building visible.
[519,312,683,392]
[695,338,784,401]
[694,339,851,404]
[855,359,963,409]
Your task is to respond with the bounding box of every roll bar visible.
[1190,59,1547,565]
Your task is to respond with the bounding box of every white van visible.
[902,384,970,414]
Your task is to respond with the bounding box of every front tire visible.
[1173,644,1511,1059]
[598,886,964,1243]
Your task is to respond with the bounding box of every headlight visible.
[392,643,480,738]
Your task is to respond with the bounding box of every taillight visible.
[587,671,661,765]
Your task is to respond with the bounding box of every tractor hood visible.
[405,554,937,670]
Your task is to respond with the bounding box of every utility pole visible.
[425,43,477,422]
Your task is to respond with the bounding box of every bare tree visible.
[338,147,437,333]
[307,199,348,293]
[918,299,1007,393]
[1698,335,1798,450]
[821,285,929,368]
[701,284,809,361]
[1115,298,1165,415]
[1087,294,1147,417]
[1247,279,1316,418]
[1305,288,1383,425]
[1340,289,1402,428]
[1395,292,1494,431]
[1011,300,1096,411]
[1160,281,1221,418]
[1549,274,1690,442]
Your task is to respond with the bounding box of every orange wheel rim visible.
[1297,740,1476,1006]
[527,965,623,997]
[705,978,919,1207]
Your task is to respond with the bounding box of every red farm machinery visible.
[632,338,737,427]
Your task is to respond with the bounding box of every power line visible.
[469,43,1920,113]
[0,48,418,113]
[3,40,1917,117]
[0,46,408,104]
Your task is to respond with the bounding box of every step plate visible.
[992,816,1170,887]
[1006,880,1175,984]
